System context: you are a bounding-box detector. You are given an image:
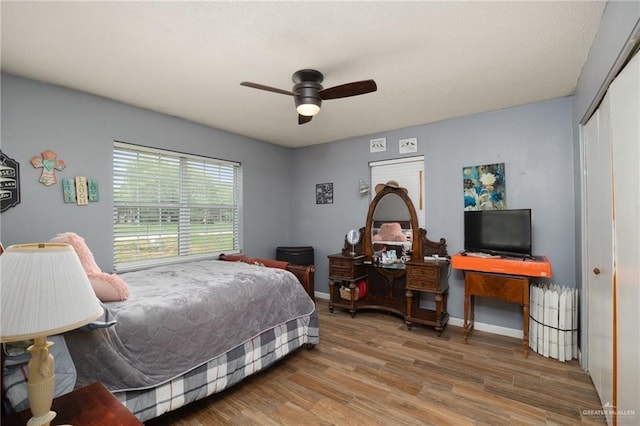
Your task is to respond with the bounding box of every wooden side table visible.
[463,270,530,357]
[1,382,142,426]
[327,253,367,316]
[405,259,450,336]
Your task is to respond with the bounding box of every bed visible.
[2,256,318,422]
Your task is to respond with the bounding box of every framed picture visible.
[399,138,417,154]
[462,162,506,210]
[316,182,333,204]
[370,137,386,153]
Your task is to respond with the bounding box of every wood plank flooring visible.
[146,301,603,425]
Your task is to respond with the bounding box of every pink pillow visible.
[88,272,130,302]
[49,232,101,275]
[49,232,129,302]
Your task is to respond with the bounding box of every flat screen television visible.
[464,209,532,258]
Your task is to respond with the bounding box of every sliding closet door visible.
[584,51,640,424]
[609,51,640,419]
[584,99,614,416]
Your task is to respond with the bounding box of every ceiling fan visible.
[240,69,377,125]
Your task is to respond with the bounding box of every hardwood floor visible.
[146,301,603,425]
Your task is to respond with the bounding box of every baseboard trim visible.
[447,317,523,339]
[314,291,523,339]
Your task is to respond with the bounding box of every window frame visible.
[113,141,242,272]
[370,156,425,229]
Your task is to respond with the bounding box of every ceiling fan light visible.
[296,103,321,116]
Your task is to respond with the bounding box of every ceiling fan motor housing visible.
[293,70,324,115]
[294,82,323,114]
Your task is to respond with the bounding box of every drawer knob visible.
[593,267,601,275]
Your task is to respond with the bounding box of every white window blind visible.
[370,156,425,228]
[113,142,240,271]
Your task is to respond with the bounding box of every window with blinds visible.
[370,156,425,228]
[113,141,241,271]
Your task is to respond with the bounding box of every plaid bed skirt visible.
[115,311,319,422]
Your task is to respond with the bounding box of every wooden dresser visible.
[327,184,449,335]
[328,253,450,335]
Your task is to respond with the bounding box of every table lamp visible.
[1,243,103,426]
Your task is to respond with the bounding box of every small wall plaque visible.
[75,176,89,205]
[370,137,386,153]
[399,138,417,154]
[88,178,99,202]
[0,150,20,212]
[62,178,76,203]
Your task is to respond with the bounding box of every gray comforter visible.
[64,259,316,392]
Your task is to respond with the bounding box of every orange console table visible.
[451,253,552,357]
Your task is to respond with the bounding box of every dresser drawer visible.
[330,266,356,279]
[407,277,438,291]
[406,263,445,292]
[330,257,353,269]
[407,266,438,280]
[328,255,366,280]
[465,272,527,303]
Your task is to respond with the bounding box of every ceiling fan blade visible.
[240,82,296,96]
[319,79,377,100]
[298,114,313,125]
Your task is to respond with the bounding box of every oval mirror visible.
[364,185,421,262]
[372,192,411,223]
[346,229,360,256]
[346,229,360,245]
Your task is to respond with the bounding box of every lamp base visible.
[27,337,57,426]
[26,410,56,426]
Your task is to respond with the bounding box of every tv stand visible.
[451,252,551,278]
[451,253,552,357]
[462,270,532,357]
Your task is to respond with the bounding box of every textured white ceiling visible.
[1,1,606,148]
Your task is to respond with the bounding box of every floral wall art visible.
[462,162,506,210]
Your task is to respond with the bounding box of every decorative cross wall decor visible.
[31,150,66,186]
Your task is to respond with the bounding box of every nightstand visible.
[1,382,142,426]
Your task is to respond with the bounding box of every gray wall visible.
[0,73,295,270]
[292,97,574,329]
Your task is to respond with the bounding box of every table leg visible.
[463,292,470,344]
[405,289,414,330]
[523,302,530,358]
[328,279,335,313]
[434,293,443,336]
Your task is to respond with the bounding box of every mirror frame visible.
[341,227,366,256]
[363,185,421,262]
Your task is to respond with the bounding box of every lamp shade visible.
[0,243,102,342]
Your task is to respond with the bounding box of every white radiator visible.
[529,283,578,362]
